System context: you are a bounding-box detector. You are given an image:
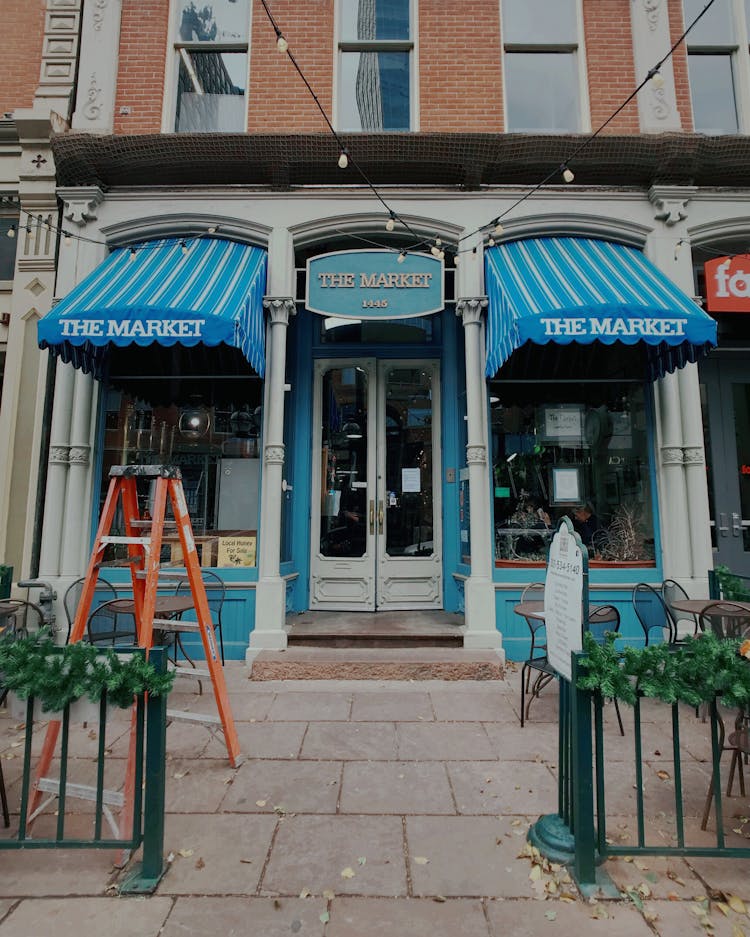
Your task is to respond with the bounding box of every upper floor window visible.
[172,0,249,133]
[337,0,413,131]
[502,0,583,132]
[682,0,749,133]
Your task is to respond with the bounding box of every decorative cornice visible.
[643,0,662,30]
[264,444,286,465]
[263,297,296,326]
[466,444,487,465]
[456,297,488,326]
[81,73,103,120]
[661,446,684,465]
[648,185,697,226]
[683,446,704,466]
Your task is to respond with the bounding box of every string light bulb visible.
[180,240,188,255]
[430,245,440,257]
[488,236,496,247]
[207,225,217,234]
[385,212,396,232]
[651,70,664,90]
[493,220,504,236]
[276,33,288,52]
[63,231,72,246]
[561,165,575,183]
[471,246,477,259]
[397,251,406,264]
[454,253,460,265]
[6,224,15,239]
[438,249,445,260]
[129,247,137,261]
[435,237,442,247]
[337,150,349,169]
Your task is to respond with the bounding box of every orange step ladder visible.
[29,464,243,833]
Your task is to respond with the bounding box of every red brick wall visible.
[419,0,503,131]
[248,0,333,132]
[0,0,45,115]
[583,0,639,133]
[113,0,170,134]
[669,0,692,130]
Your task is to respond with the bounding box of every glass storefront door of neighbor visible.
[701,357,750,575]
[310,359,442,611]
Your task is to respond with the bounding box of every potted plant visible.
[590,501,656,568]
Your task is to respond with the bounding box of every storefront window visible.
[490,381,655,566]
[100,385,262,568]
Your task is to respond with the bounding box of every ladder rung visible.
[95,559,142,568]
[37,777,124,807]
[152,618,202,632]
[167,709,222,726]
[100,536,151,546]
[173,666,212,679]
[135,570,186,580]
[130,520,178,529]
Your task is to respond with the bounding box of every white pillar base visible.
[462,578,504,656]
[248,578,288,653]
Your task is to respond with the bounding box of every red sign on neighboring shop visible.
[705,255,750,313]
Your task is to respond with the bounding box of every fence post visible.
[571,653,597,887]
[120,647,168,894]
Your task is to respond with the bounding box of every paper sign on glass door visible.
[401,468,421,492]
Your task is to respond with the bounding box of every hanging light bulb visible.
[397,251,406,264]
[63,231,72,246]
[338,150,349,169]
[180,240,188,255]
[207,225,217,234]
[430,245,440,257]
[562,165,575,183]
[129,247,137,261]
[488,236,495,247]
[651,70,664,90]
[435,237,442,247]
[454,253,460,265]
[385,212,396,232]
[6,224,15,239]
[493,220,504,236]
[276,34,288,52]
[438,249,445,260]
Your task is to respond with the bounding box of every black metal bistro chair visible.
[519,583,553,727]
[632,583,675,646]
[661,579,701,643]
[587,604,625,736]
[174,570,227,664]
[63,576,118,644]
[84,599,137,647]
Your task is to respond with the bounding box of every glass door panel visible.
[731,382,750,553]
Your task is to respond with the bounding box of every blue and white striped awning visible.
[485,237,717,379]
[38,236,267,377]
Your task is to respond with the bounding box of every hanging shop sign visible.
[306,249,444,320]
[705,256,750,313]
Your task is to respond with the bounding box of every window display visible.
[490,381,655,566]
[99,384,262,567]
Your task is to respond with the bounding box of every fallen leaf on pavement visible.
[590,904,609,920]
[729,896,748,915]
[240,858,253,864]
[657,770,671,781]
[358,857,366,865]
[341,867,355,879]
[433,895,446,903]
[194,857,205,870]
[414,857,430,865]
[319,912,330,924]
[545,911,557,922]
[255,800,267,807]
[178,848,194,858]
[323,890,335,900]
[299,888,311,899]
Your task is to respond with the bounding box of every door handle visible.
[732,512,742,537]
[378,500,384,535]
[369,500,375,535]
[718,512,729,537]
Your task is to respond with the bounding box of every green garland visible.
[576,631,750,711]
[0,631,174,712]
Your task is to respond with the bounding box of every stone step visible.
[249,647,504,681]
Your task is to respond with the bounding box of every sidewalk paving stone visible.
[203,721,308,759]
[350,689,434,722]
[484,897,654,936]
[430,688,516,722]
[396,722,496,760]
[220,759,342,814]
[261,815,407,896]
[326,897,490,936]
[266,691,352,722]
[448,760,558,814]
[161,897,327,937]
[300,721,398,760]
[0,897,173,937]
[339,761,455,814]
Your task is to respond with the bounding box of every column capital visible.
[263,297,296,326]
[264,444,285,465]
[683,446,705,466]
[456,297,488,326]
[466,444,487,466]
[661,446,684,466]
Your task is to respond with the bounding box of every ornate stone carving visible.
[69,445,90,465]
[50,446,70,464]
[82,73,103,120]
[683,446,705,465]
[648,87,671,121]
[92,0,109,30]
[263,297,296,325]
[61,187,104,227]
[456,297,488,326]
[466,444,487,465]
[643,0,661,29]
[264,444,286,465]
[661,446,684,465]
[648,186,697,226]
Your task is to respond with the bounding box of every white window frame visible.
[333,0,419,132]
[683,0,750,133]
[162,0,251,134]
[500,0,590,134]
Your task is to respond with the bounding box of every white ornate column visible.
[248,298,295,655]
[60,370,96,575]
[71,0,124,133]
[630,0,682,132]
[457,298,503,654]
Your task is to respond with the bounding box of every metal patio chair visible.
[662,579,701,643]
[63,576,117,644]
[632,582,675,646]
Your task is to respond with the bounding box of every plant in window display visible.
[594,500,654,565]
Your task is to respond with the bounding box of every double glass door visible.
[701,358,750,573]
[310,359,442,611]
